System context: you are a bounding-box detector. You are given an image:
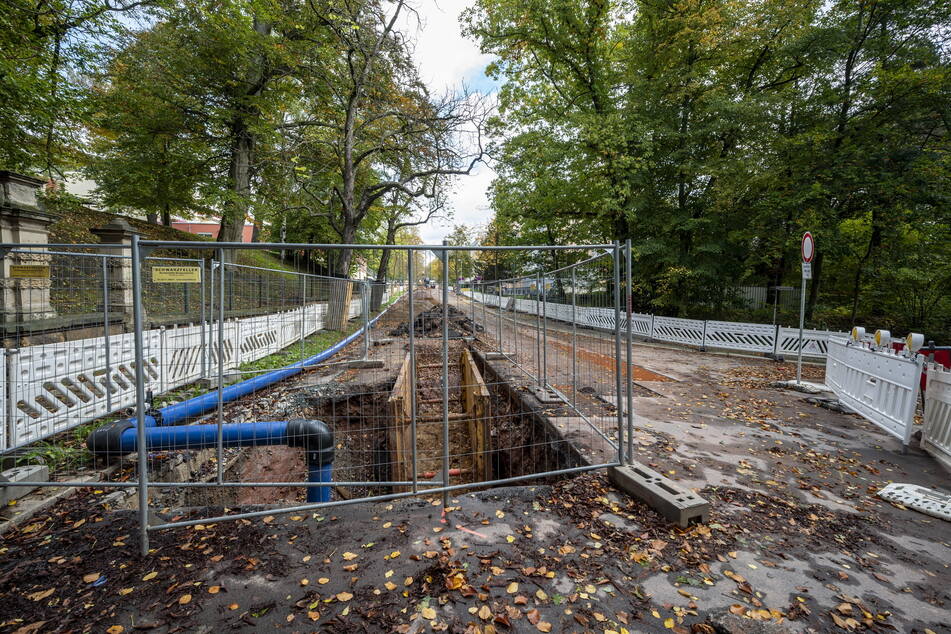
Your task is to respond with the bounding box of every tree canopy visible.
[464,0,951,339]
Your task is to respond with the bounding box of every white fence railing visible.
[922,364,951,471]
[460,289,847,359]
[824,337,924,446]
[4,289,395,451]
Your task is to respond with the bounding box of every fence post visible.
[440,241,450,510]
[216,248,225,483]
[497,282,503,354]
[701,320,707,352]
[612,242,624,465]
[772,324,780,360]
[535,272,542,389]
[101,255,114,412]
[363,281,371,360]
[407,250,418,494]
[300,275,306,363]
[129,234,150,557]
[571,267,577,407]
[649,314,655,341]
[625,238,633,465]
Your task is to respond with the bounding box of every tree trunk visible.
[326,223,357,330]
[218,119,253,258]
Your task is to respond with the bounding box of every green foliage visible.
[466,0,951,340]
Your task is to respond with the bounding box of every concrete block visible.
[0,464,49,504]
[609,462,709,528]
[343,359,385,369]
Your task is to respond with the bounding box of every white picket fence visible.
[461,290,848,360]
[3,290,392,451]
[922,364,951,472]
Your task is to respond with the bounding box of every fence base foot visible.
[608,463,709,528]
[530,387,562,404]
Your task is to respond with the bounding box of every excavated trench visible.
[137,300,578,511]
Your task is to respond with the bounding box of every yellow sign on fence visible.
[8,264,50,279]
[152,266,201,283]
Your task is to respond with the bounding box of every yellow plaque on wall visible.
[152,266,201,283]
[8,264,50,278]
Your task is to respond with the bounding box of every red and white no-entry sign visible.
[801,232,815,263]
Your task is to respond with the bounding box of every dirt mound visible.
[389,304,483,339]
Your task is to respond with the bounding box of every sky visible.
[405,1,498,244]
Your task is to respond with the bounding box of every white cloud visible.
[406,0,498,244]
[420,163,495,242]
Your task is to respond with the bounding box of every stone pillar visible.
[90,218,140,327]
[0,171,57,324]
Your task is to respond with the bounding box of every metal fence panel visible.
[825,337,923,445]
[922,364,951,472]
[704,320,776,354]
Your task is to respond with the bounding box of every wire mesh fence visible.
[2,240,628,555]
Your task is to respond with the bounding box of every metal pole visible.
[208,258,215,380]
[540,272,548,388]
[299,274,306,363]
[408,251,418,494]
[102,256,113,412]
[130,235,150,556]
[511,281,519,363]
[200,262,207,378]
[625,239,633,465]
[497,282,502,353]
[363,281,370,359]
[535,272,542,389]
[612,242,624,465]
[440,241,450,510]
[571,267,577,407]
[216,250,225,483]
[796,275,806,385]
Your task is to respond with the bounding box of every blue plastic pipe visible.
[152,302,394,426]
[97,420,333,503]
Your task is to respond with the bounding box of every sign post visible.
[797,232,815,384]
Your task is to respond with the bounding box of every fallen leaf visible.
[178,594,192,605]
[82,573,101,584]
[506,582,518,593]
[342,552,358,561]
[27,589,55,602]
[336,592,353,601]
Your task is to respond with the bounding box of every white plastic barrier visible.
[777,326,842,358]
[922,364,951,472]
[825,337,923,446]
[462,290,849,359]
[651,316,706,348]
[10,329,163,448]
[704,320,776,354]
[3,289,402,451]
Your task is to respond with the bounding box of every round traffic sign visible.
[801,232,815,263]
